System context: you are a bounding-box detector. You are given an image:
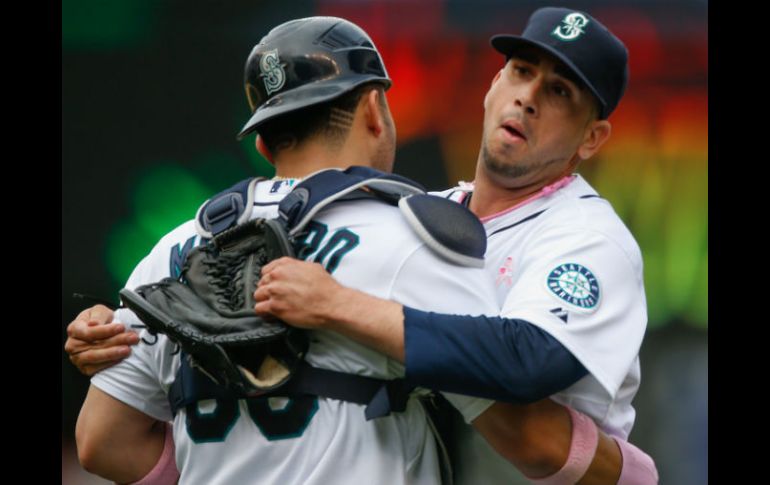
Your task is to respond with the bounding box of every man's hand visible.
[65,305,140,376]
[254,257,348,329]
[254,257,406,361]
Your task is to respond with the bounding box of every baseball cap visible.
[490,7,629,119]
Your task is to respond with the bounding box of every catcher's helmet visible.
[237,17,392,140]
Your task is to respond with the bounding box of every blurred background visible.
[62,0,707,483]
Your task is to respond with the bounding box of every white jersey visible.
[440,174,648,484]
[92,178,498,485]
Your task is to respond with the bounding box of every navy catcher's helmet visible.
[237,17,392,140]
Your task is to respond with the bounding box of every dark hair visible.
[257,82,388,156]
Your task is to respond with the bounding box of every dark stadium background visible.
[62,1,708,483]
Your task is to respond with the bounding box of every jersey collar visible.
[468,174,597,234]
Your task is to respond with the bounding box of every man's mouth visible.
[501,121,527,141]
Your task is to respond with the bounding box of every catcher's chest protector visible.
[121,166,486,420]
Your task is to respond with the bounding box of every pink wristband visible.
[129,423,180,485]
[614,437,659,485]
[528,407,599,485]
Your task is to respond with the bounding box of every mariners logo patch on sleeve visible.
[546,263,600,310]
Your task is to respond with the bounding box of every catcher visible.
[70,17,516,485]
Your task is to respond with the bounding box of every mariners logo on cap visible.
[260,50,286,95]
[552,13,589,41]
[546,263,600,310]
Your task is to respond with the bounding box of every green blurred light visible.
[132,163,212,241]
[63,0,157,49]
[106,163,210,287]
[105,153,267,287]
[686,249,708,329]
[193,152,253,193]
[663,161,707,317]
[642,249,668,330]
[105,220,156,288]
[631,159,670,330]
[585,149,707,330]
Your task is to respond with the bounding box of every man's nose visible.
[514,77,544,117]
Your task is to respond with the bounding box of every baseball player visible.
[71,16,624,485]
[76,17,500,485]
[254,7,657,485]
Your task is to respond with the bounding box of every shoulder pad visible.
[398,194,486,268]
[194,177,262,238]
[279,166,425,236]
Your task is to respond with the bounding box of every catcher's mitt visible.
[119,218,308,397]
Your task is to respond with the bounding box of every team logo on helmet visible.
[552,13,589,41]
[259,50,286,95]
[546,263,600,310]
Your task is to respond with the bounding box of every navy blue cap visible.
[491,7,629,119]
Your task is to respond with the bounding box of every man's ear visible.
[256,135,274,164]
[577,120,612,160]
[363,89,384,136]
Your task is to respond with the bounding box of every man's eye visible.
[513,65,529,75]
[553,85,570,97]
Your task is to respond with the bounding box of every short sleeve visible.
[500,226,647,398]
[90,310,175,422]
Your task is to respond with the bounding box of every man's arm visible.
[76,385,166,483]
[66,307,179,485]
[474,401,623,484]
[256,257,584,398]
[254,257,657,484]
[255,259,582,399]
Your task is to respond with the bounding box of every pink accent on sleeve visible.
[614,437,659,485]
[528,406,598,485]
[130,423,180,485]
